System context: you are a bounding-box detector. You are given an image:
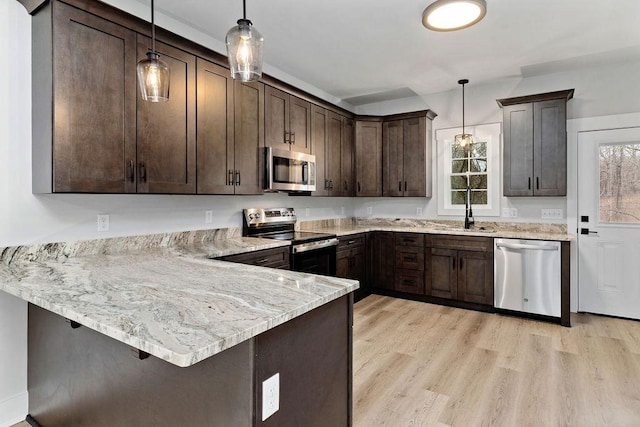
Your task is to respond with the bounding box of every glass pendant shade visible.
[455,133,473,147]
[226,19,264,82]
[137,52,170,102]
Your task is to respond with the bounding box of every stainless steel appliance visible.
[243,208,337,275]
[264,147,316,192]
[494,238,561,317]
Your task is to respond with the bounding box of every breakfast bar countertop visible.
[0,235,357,368]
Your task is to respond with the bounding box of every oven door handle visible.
[291,238,339,254]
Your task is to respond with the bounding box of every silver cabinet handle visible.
[496,242,559,251]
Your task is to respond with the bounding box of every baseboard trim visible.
[0,391,28,427]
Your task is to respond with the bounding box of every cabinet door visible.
[426,247,457,299]
[289,96,312,154]
[534,99,567,196]
[403,116,427,197]
[234,80,264,194]
[457,250,493,305]
[52,2,137,193]
[341,117,355,196]
[383,120,403,196]
[503,103,534,196]
[311,105,328,196]
[355,120,382,196]
[326,111,343,196]
[137,38,196,194]
[371,232,395,290]
[265,86,290,149]
[336,250,351,278]
[196,58,234,194]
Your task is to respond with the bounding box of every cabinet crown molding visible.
[496,89,574,108]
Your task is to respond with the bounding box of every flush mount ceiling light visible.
[226,0,264,82]
[455,79,474,148]
[422,0,487,32]
[136,0,170,102]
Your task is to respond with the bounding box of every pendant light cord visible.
[243,0,247,20]
[462,82,465,136]
[151,0,156,54]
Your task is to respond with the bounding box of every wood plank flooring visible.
[353,294,640,427]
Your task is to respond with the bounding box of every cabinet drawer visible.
[426,234,493,253]
[337,234,365,251]
[396,246,424,270]
[395,269,425,295]
[219,247,290,270]
[395,233,424,247]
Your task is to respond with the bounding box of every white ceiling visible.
[143,0,640,105]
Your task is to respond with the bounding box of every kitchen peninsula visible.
[0,230,358,426]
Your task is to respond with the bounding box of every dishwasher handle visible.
[496,242,559,251]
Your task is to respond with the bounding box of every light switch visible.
[262,373,279,421]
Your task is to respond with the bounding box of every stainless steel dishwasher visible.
[494,238,561,317]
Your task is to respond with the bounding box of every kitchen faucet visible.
[464,184,474,230]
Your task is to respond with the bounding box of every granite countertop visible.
[301,220,574,242]
[0,235,357,368]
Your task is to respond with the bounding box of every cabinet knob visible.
[235,170,241,186]
[228,170,234,186]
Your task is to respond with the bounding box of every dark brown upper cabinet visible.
[265,86,311,154]
[196,58,264,195]
[355,119,383,197]
[319,110,355,197]
[498,89,574,197]
[311,105,328,196]
[382,111,435,197]
[341,117,355,196]
[33,1,138,193]
[136,37,197,194]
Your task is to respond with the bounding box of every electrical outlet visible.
[542,208,563,219]
[341,206,345,215]
[97,214,109,232]
[366,207,372,215]
[416,207,423,216]
[262,373,280,421]
[305,208,310,217]
[205,210,214,224]
[501,208,517,218]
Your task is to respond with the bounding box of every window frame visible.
[436,122,502,217]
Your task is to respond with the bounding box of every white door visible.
[578,127,640,319]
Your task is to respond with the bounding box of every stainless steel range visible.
[243,208,338,276]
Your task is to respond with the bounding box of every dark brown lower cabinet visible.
[426,235,494,306]
[336,234,367,301]
[218,247,290,270]
[370,232,396,291]
[27,296,352,426]
[394,233,425,295]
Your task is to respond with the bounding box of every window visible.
[599,143,640,224]
[436,123,501,216]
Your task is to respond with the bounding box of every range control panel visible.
[244,208,297,227]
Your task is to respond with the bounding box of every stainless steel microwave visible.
[264,147,316,192]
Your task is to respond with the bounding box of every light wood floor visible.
[353,294,640,427]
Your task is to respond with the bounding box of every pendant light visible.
[226,0,264,82]
[422,0,487,32]
[137,0,170,102]
[455,79,473,149]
